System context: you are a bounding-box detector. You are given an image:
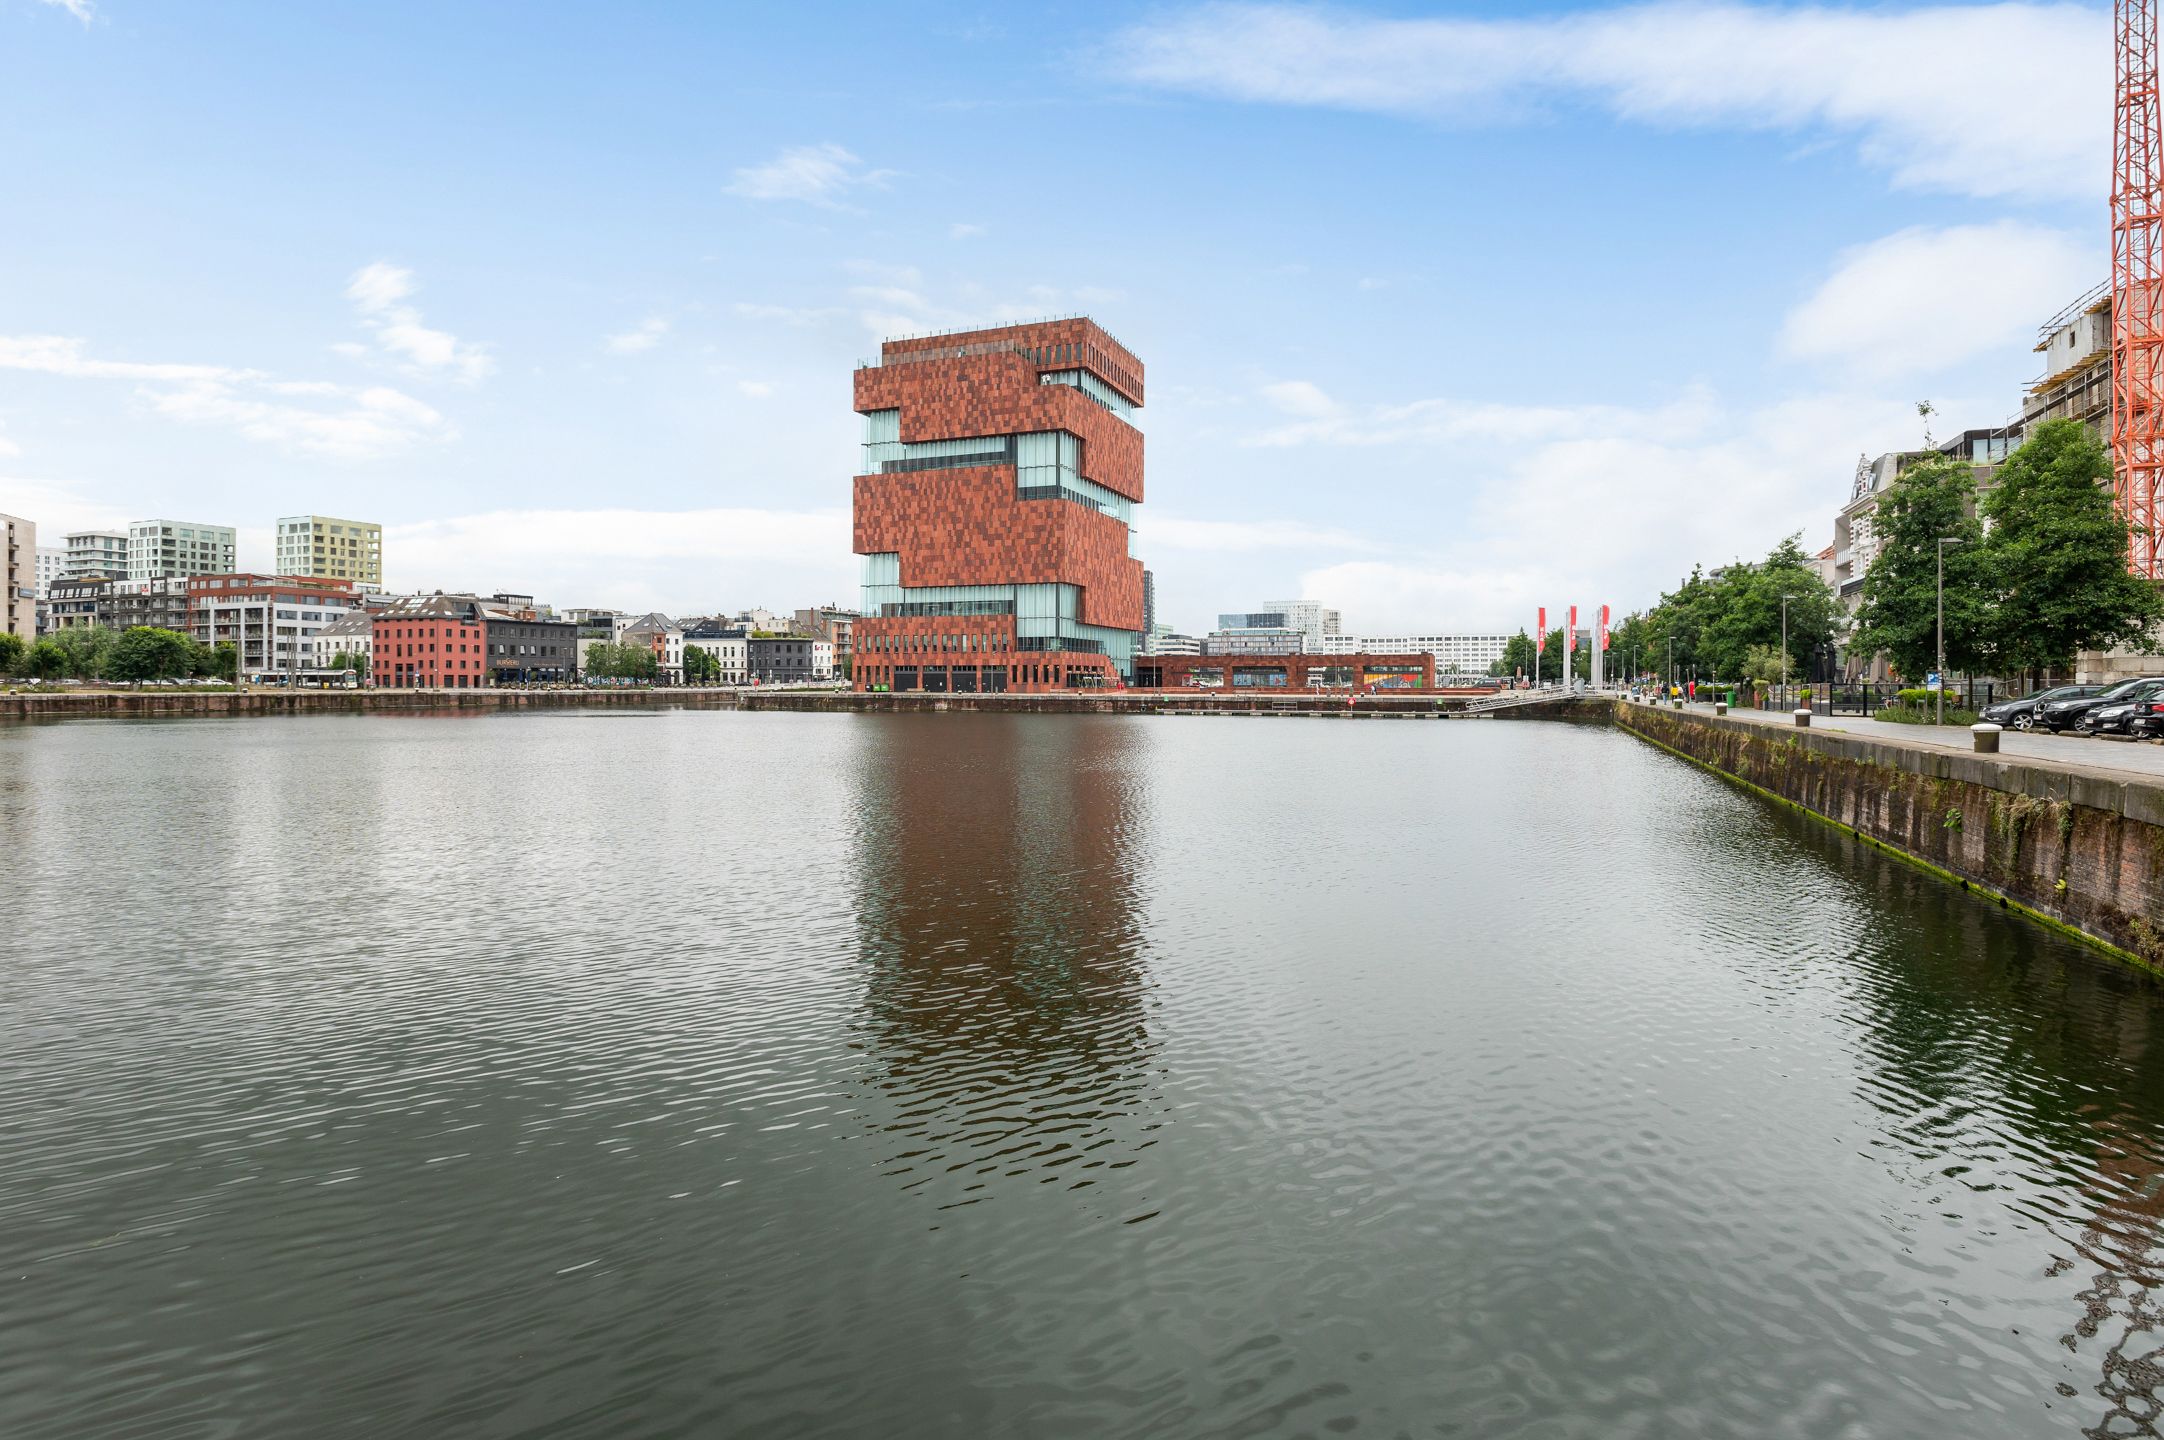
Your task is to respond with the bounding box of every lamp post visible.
[1780,593,1795,692]
[1937,536,1963,726]
[1666,635,1675,695]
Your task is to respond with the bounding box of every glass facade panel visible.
[1039,369,1138,426]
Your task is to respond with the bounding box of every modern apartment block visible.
[850,317,1146,693]
[2,513,34,639]
[1321,633,1513,674]
[2025,283,2111,442]
[130,520,236,581]
[64,530,129,580]
[188,573,359,675]
[276,515,383,587]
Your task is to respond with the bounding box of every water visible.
[4,709,2164,1438]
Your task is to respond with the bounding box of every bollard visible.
[1792,708,1811,728]
[1672,698,1683,709]
[1714,701,1727,716]
[1972,721,2002,754]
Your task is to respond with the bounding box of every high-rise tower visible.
[850,318,1146,693]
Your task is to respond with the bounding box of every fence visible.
[1717,680,2005,716]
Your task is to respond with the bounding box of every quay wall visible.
[1616,700,2164,970]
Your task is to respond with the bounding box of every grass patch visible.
[1872,703,1980,727]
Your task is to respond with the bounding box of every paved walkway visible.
[1646,698,2164,784]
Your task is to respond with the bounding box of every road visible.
[1671,699,2164,784]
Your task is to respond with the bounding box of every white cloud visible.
[384,505,853,612]
[724,143,894,207]
[35,0,94,23]
[950,222,986,239]
[733,301,848,327]
[605,316,670,354]
[345,261,495,381]
[0,333,453,459]
[0,477,132,538]
[1144,513,1384,553]
[737,380,775,399]
[1250,376,1720,448]
[1110,2,2106,201]
[1780,221,2097,380]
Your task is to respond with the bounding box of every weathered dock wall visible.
[1617,700,2164,969]
[0,688,748,720]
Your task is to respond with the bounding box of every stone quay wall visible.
[1616,700,2164,970]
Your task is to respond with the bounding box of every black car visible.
[2037,677,2164,732]
[2076,680,2164,734]
[2128,693,2164,739]
[1980,684,2104,731]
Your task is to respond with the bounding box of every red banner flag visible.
[1566,606,1578,654]
[1598,604,1611,652]
[1536,607,1546,654]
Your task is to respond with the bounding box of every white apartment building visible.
[34,546,65,596]
[3,513,34,640]
[64,530,128,580]
[276,515,383,587]
[685,632,749,684]
[128,519,235,581]
[1322,633,1513,674]
[1141,630,1202,656]
[1259,600,1342,649]
[194,581,358,675]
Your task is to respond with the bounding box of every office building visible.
[64,530,129,581]
[1320,633,1513,675]
[34,546,65,597]
[129,520,236,581]
[275,515,383,587]
[850,316,1146,693]
[483,603,577,684]
[749,635,834,684]
[4,514,36,639]
[1143,568,1156,638]
[368,592,488,689]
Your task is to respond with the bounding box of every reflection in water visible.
[849,715,1161,1212]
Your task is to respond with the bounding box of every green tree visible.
[105,626,200,682]
[1691,536,1840,682]
[46,625,116,680]
[25,640,67,679]
[682,644,720,684]
[197,641,236,680]
[0,632,23,676]
[1851,454,1991,681]
[1493,630,1536,679]
[327,650,371,680]
[583,641,658,681]
[1982,418,2164,684]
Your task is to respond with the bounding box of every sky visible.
[0,0,2118,634]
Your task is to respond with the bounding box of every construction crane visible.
[2114,0,2164,577]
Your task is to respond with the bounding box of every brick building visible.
[189,574,360,676]
[1135,652,1436,691]
[371,592,491,689]
[850,317,1147,693]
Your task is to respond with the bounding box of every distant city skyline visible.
[0,0,2113,631]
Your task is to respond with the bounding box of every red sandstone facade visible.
[852,318,1146,693]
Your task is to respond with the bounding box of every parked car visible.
[2077,681,2164,734]
[2038,678,2164,732]
[2127,695,2164,740]
[1980,684,2104,731]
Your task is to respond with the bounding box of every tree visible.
[105,626,199,682]
[583,641,657,681]
[1982,418,2164,683]
[1494,630,1536,679]
[45,625,115,681]
[1851,454,1991,680]
[1691,536,1841,682]
[682,645,720,684]
[0,632,23,677]
[327,650,370,680]
[24,640,67,679]
[197,642,236,680]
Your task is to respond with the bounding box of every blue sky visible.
[0,0,2114,632]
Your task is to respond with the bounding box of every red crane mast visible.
[2114,0,2164,577]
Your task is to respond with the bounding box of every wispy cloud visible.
[737,380,775,399]
[0,334,453,459]
[1109,2,2106,201]
[950,222,986,240]
[724,142,895,208]
[1249,376,1720,448]
[604,316,670,354]
[1780,221,2096,381]
[345,261,495,381]
[35,0,94,24]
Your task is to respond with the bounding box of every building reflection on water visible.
[847,714,1162,1211]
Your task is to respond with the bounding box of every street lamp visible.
[1780,593,1796,692]
[1666,635,1675,695]
[1937,535,1963,726]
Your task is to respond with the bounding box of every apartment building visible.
[129,520,236,581]
[2,513,34,640]
[275,515,383,587]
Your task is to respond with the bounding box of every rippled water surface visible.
[9,709,2164,1437]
